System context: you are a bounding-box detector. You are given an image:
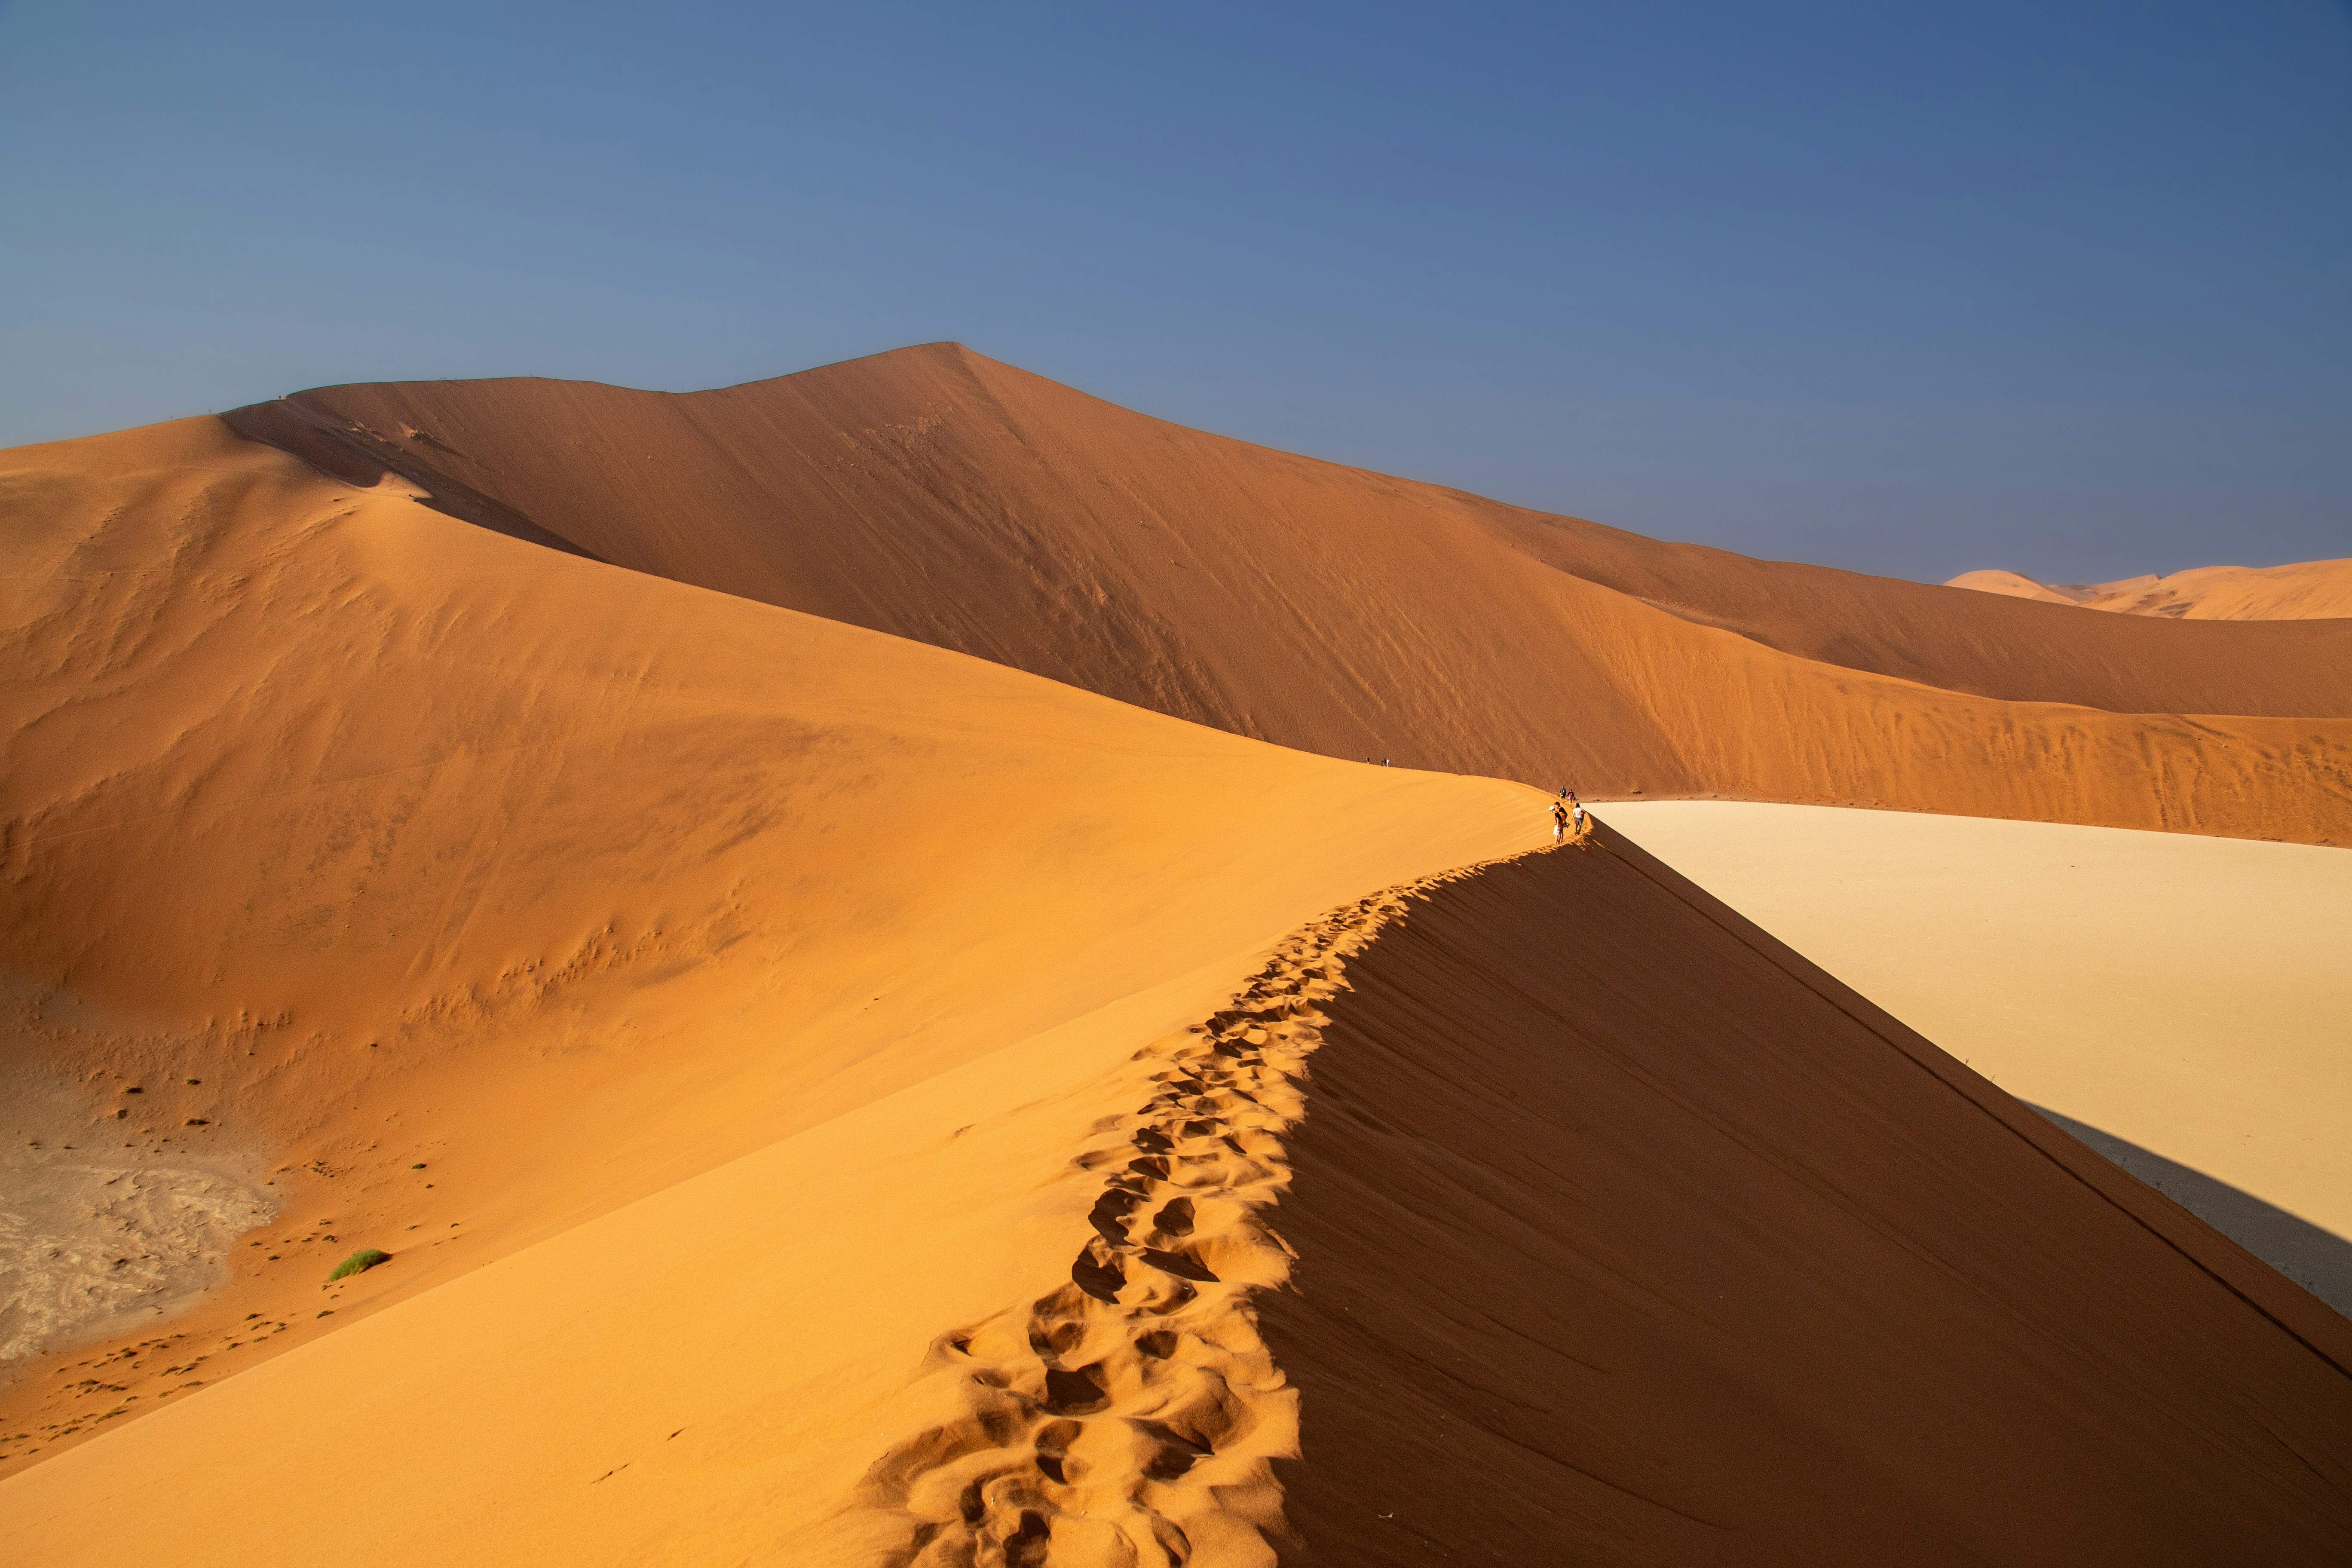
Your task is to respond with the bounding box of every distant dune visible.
[223,344,2352,845]
[1951,559,2352,621]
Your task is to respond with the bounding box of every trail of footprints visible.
[852,882,1442,1568]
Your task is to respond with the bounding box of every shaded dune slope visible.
[0,417,1538,1476]
[1263,832,2352,1564]
[1595,801,2352,1315]
[223,345,2352,844]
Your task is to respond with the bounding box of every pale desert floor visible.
[1603,801,2352,1313]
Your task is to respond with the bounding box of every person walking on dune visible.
[1571,793,1587,839]
[1551,793,1570,844]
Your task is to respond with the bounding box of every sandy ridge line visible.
[1588,820,2352,1381]
[840,847,1556,1567]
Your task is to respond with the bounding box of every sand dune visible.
[0,415,1540,1482]
[1599,801,2352,1314]
[824,887,1424,1563]
[1264,833,2352,1562]
[1951,559,2352,621]
[1944,567,2082,606]
[21,824,2345,1563]
[223,346,2352,844]
[7,364,2349,1562]
[0,856,1480,1567]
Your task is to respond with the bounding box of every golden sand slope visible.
[221,346,2352,843]
[0,416,1540,1484]
[1951,559,2352,620]
[0,918,1317,1565]
[832,878,1466,1565]
[1943,567,2083,606]
[0,853,1510,1564]
[1599,801,2352,1313]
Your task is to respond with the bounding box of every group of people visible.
[1550,787,1587,845]
[1365,754,1585,844]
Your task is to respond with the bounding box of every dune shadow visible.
[2033,1106,2352,1319]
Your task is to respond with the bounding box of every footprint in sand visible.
[839,874,1484,1566]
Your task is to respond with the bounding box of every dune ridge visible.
[1950,559,2352,621]
[1596,800,2352,1315]
[218,344,2352,845]
[0,414,1540,1478]
[1258,827,2352,1563]
[0,867,1529,1568]
[835,881,1438,1565]
[846,1014,1306,1568]
[832,844,1569,1567]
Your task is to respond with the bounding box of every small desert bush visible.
[326,1249,391,1283]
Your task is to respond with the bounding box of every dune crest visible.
[0,414,1540,1480]
[1597,801,2352,1315]
[219,344,2352,845]
[1262,828,2352,1562]
[1950,558,2352,621]
[832,869,1499,1567]
[1943,567,2082,606]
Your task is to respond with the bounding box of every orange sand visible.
[0,416,1540,1509]
[1951,559,2352,621]
[6,356,2349,1561]
[224,345,2352,844]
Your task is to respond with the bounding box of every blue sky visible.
[3,1,2346,582]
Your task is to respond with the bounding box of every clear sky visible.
[3,2,2346,583]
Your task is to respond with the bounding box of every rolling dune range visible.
[226,343,2352,845]
[3,350,2349,1563]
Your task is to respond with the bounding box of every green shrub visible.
[326,1248,391,1283]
